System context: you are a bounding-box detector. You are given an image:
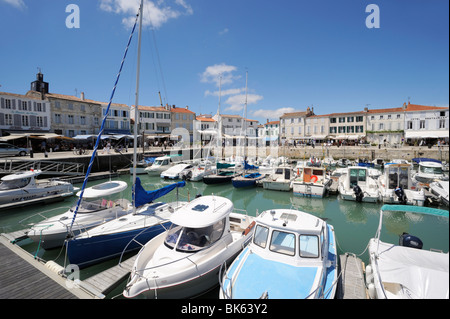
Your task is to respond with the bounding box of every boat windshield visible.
[71,198,110,213]
[164,218,226,252]
[420,165,443,175]
[349,168,366,186]
[0,177,31,190]
[154,159,169,166]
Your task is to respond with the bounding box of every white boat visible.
[366,205,449,299]
[160,163,194,180]
[338,166,379,202]
[413,161,448,187]
[0,169,77,208]
[262,165,294,191]
[291,167,331,198]
[189,160,217,181]
[429,180,449,206]
[219,208,338,299]
[378,163,425,206]
[144,155,181,176]
[123,195,256,299]
[66,179,187,268]
[27,180,131,249]
[372,158,385,169]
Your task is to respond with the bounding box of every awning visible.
[405,130,449,139]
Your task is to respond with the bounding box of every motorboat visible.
[412,161,448,187]
[66,179,186,268]
[336,158,351,167]
[144,155,182,176]
[203,163,242,185]
[262,165,294,191]
[189,160,217,181]
[291,167,332,198]
[0,169,77,208]
[130,157,156,175]
[429,180,449,206]
[160,163,194,180]
[338,166,379,202]
[322,156,337,168]
[219,208,338,299]
[123,195,256,299]
[26,180,131,249]
[378,163,425,206]
[372,158,385,169]
[366,205,449,299]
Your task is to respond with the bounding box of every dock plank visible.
[0,237,94,299]
[338,253,368,299]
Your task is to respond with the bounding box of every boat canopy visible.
[170,195,233,228]
[1,169,42,181]
[134,177,185,207]
[380,204,449,218]
[217,162,235,169]
[244,161,258,170]
[77,180,128,198]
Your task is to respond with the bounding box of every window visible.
[356,116,363,122]
[439,119,445,129]
[339,117,345,123]
[68,115,74,124]
[379,123,384,130]
[37,116,44,127]
[347,116,354,122]
[5,99,11,109]
[407,121,413,129]
[253,225,269,248]
[397,114,401,119]
[440,111,446,117]
[299,235,319,258]
[330,118,336,123]
[4,114,12,125]
[270,230,295,256]
[164,218,226,252]
[419,120,425,129]
[21,115,29,126]
[55,114,61,124]
[80,116,86,125]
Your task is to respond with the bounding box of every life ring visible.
[243,221,256,236]
[310,175,318,183]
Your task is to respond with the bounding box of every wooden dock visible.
[0,236,95,299]
[338,253,368,299]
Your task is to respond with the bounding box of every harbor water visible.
[0,173,448,299]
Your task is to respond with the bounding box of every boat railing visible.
[218,261,232,299]
[17,206,71,229]
[118,221,171,267]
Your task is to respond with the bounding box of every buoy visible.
[310,175,318,183]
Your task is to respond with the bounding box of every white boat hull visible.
[262,181,291,191]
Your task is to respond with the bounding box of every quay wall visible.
[10,145,447,176]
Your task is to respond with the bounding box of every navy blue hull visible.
[66,222,170,268]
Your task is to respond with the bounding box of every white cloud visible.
[99,0,193,29]
[1,0,26,9]
[224,94,263,112]
[200,63,240,87]
[251,107,296,120]
[204,87,245,97]
[219,28,229,35]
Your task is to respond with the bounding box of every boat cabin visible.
[383,163,414,190]
[251,209,328,263]
[163,195,233,253]
[0,170,41,190]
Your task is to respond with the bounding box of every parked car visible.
[0,143,29,157]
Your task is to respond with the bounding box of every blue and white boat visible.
[232,161,264,188]
[66,178,186,268]
[219,208,338,299]
[366,205,449,299]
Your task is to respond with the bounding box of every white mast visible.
[132,0,144,213]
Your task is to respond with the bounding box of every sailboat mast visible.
[132,0,144,212]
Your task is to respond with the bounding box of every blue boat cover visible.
[244,161,259,170]
[217,162,235,169]
[134,177,185,207]
[412,158,442,164]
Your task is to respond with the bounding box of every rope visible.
[68,9,140,234]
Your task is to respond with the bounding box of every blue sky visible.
[0,0,448,123]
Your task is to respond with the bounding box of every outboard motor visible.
[353,184,364,202]
[399,232,423,249]
[394,187,407,205]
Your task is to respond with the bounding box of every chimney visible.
[402,102,407,110]
[80,92,85,100]
[364,107,368,112]
[185,105,188,109]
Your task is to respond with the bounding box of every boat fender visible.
[368,283,376,299]
[399,232,423,249]
[45,261,65,275]
[365,265,374,286]
[310,175,318,183]
[243,221,256,236]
